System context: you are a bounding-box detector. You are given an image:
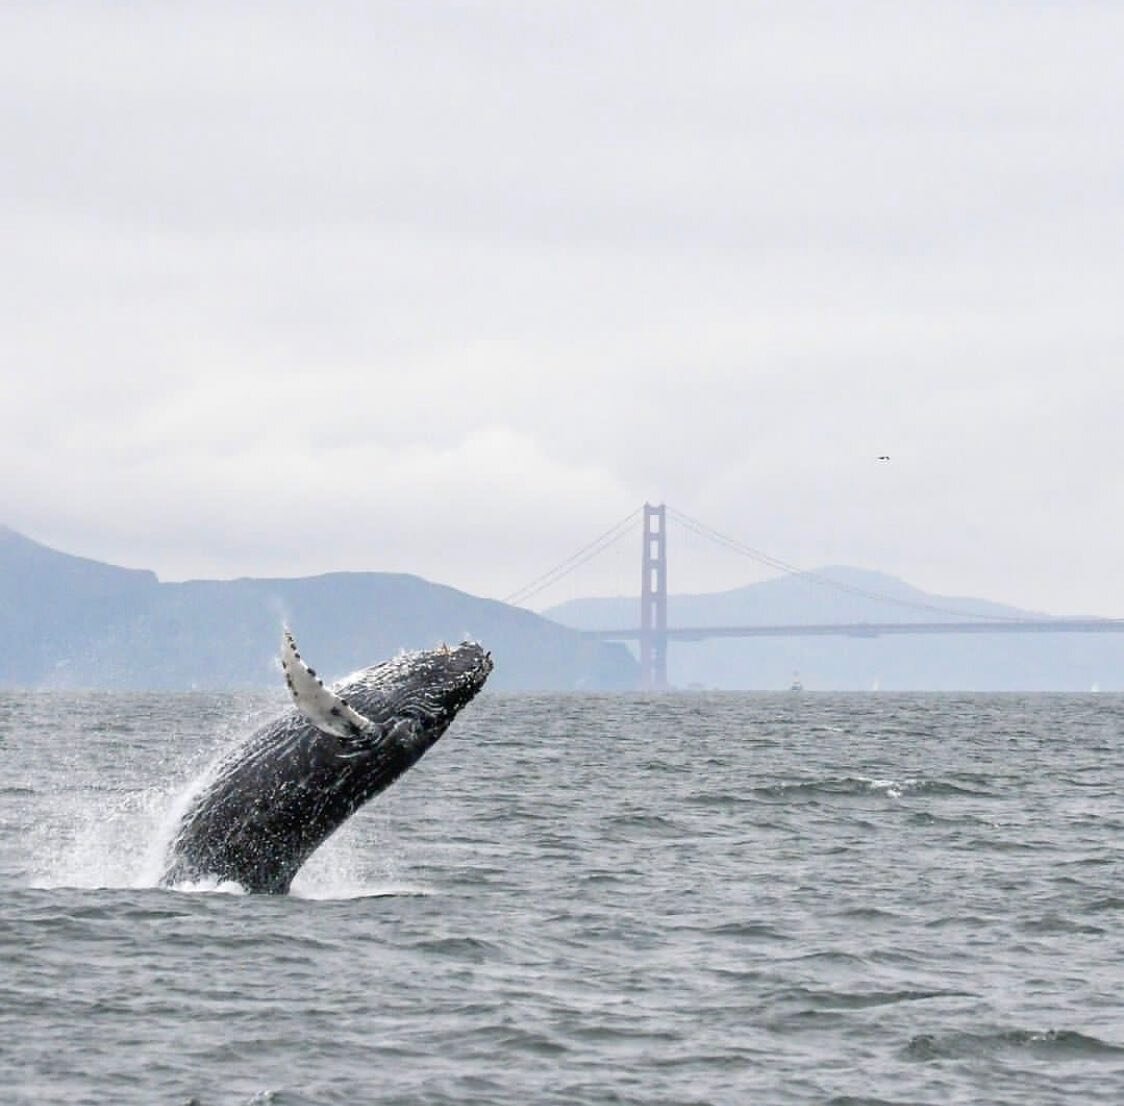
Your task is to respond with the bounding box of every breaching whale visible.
[159,629,493,893]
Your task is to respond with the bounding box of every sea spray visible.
[18,693,278,891]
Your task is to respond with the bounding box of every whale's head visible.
[279,629,492,768]
[355,641,494,739]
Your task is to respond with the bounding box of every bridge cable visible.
[667,507,1034,623]
[503,507,642,608]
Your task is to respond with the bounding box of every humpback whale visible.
[160,630,493,893]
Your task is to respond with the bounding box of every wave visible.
[747,775,995,802]
[827,1098,918,1106]
[290,881,433,902]
[905,1027,1124,1061]
[602,811,686,835]
[789,986,972,1011]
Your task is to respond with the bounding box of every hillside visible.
[0,526,636,691]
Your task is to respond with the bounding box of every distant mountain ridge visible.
[544,568,1117,691]
[0,526,636,691]
[544,564,1049,629]
[4,526,1118,691]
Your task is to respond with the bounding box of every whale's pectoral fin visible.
[280,627,377,741]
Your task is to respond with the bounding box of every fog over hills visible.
[545,569,1119,691]
[0,526,636,691]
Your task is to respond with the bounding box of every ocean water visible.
[1,690,1122,1105]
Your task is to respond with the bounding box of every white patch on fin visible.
[280,627,377,740]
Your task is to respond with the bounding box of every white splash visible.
[859,775,905,800]
[26,780,178,891]
[165,876,248,895]
[23,702,269,891]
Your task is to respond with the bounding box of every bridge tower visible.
[639,502,668,690]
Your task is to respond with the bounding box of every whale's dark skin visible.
[160,641,492,894]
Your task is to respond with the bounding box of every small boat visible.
[789,671,804,692]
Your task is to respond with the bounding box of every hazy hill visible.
[545,565,1038,629]
[544,567,1119,691]
[0,526,635,691]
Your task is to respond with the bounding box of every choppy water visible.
[1,690,1122,1105]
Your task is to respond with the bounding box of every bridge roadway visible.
[582,619,1124,642]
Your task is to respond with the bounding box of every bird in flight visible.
[876,455,890,461]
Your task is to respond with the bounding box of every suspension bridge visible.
[505,503,1124,690]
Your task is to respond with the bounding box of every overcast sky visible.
[2,2,1122,614]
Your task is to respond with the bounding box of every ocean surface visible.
[1,690,1122,1105]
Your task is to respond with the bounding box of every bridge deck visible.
[582,619,1124,642]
